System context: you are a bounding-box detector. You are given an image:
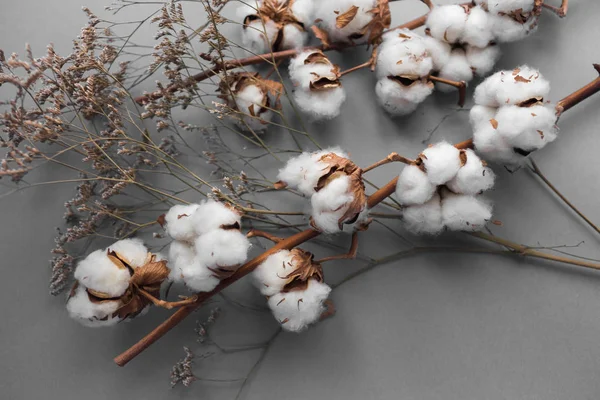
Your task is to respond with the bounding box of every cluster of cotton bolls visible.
[163,201,251,293]
[374,29,435,116]
[474,0,542,43]
[395,142,496,234]
[288,50,346,120]
[276,148,370,233]
[66,239,168,327]
[217,72,282,132]
[237,0,314,54]
[312,0,390,44]
[253,248,331,332]
[470,65,558,165]
[424,4,502,88]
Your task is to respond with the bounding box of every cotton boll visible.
[107,238,149,268]
[422,36,452,71]
[494,104,558,152]
[420,141,462,185]
[268,279,332,332]
[310,175,356,234]
[191,200,242,236]
[470,105,498,130]
[473,66,550,107]
[179,258,220,293]
[466,44,501,76]
[314,0,380,44]
[489,14,538,43]
[395,164,437,205]
[253,250,294,296]
[234,83,273,132]
[289,0,314,23]
[194,229,250,268]
[437,48,473,92]
[281,23,307,50]
[462,6,495,48]
[375,78,434,116]
[472,124,520,165]
[241,18,280,55]
[167,240,196,283]
[376,30,434,79]
[426,5,467,44]
[475,0,536,14]
[163,204,200,242]
[401,193,444,235]
[66,284,122,327]
[293,86,347,120]
[446,149,496,195]
[74,248,132,297]
[277,147,349,196]
[441,190,492,232]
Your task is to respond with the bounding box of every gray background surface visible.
[2,0,600,399]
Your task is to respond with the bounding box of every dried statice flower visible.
[195,307,221,343]
[170,347,196,387]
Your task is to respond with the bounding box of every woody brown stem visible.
[420,0,435,10]
[362,152,415,173]
[542,0,569,17]
[555,64,600,116]
[429,75,467,107]
[113,138,485,366]
[316,232,360,263]
[340,61,373,77]
[133,12,434,105]
[136,288,199,310]
[246,229,285,243]
[319,299,336,321]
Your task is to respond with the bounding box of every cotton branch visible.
[133,12,433,105]
[429,75,467,107]
[542,0,569,17]
[555,64,600,116]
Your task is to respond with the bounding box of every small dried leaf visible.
[490,118,499,129]
[273,180,288,189]
[514,75,531,83]
[311,25,330,48]
[130,255,170,288]
[336,5,359,29]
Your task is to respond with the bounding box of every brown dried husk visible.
[280,248,324,293]
[68,251,170,321]
[243,0,306,51]
[312,153,368,231]
[303,51,342,92]
[217,72,283,120]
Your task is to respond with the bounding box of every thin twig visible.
[529,159,600,236]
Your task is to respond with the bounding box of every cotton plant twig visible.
[555,64,600,116]
[528,160,600,236]
[133,11,434,105]
[315,232,360,263]
[362,152,415,173]
[339,61,375,77]
[468,231,600,271]
[429,75,467,107]
[542,0,569,17]
[114,170,405,366]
